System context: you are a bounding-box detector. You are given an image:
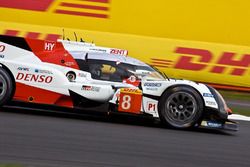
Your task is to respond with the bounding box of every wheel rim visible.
[165,91,198,126]
[0,75,7,100]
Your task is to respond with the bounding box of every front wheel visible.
[158,86,204,129]
[0,68,14,106]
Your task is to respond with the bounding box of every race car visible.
[0,35,238,130]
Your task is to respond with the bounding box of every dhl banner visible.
[0,0,250,91]
[1,0,250,46]
[0,21,249,91]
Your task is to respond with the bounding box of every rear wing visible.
[58,39,128,56]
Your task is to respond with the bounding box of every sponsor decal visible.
[35,69,53,74]
[89,48,107,52]
[65,61,76,66]
[141,71,151,75]
[17,67,29,71]
[110,49,128,56]
[144,83,162,87]
[145,87,158,91]
[118,88,142,114]
[81,85,100,92]
[207,121,222,128]
[78,73,87,77]
[44,41,56,51]
[0,45,5,52]
[16,72,53,83]
[205,101,216,106]
[203,93,214,98]
[147,102,157,112]
[120,88,142,94]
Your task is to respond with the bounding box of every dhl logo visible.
[0,0,110,19]
[151,47,250,76]
[120,88,142,94]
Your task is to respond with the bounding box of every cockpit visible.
[73,52,166,82]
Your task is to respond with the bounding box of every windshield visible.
[131,65,166,81]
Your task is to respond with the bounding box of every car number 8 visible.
[121,95,131,110]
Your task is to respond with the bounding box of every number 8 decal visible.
[118,88,142,114]
[121,95,131,110]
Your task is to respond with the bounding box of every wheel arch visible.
[159,84,205,111]
[0,63,16,97]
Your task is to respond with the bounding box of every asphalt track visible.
[0,108,250,167]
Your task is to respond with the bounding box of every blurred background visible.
[0,0,249,116]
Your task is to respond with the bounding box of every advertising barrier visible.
[1,0,250,45]
[0,0,250,91]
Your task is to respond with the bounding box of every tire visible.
[158,86,204,129]
[0,67,14,106]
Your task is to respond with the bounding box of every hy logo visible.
[44,41,56,51]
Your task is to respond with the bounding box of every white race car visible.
[0,35,238,130]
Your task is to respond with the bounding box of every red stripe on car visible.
[25,38,79,70]
[14,82,73,107]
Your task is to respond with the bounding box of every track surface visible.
[0,109,250,167]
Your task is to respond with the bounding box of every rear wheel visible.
[158,86,204,129]
[0,68,14,106]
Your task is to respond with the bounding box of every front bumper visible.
[206,86,229,120]
[200,119,239,131]
[202,86,239,131]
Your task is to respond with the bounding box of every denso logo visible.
[0,45,5,52]
[16,73,53,83]
[174,47,250,76]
